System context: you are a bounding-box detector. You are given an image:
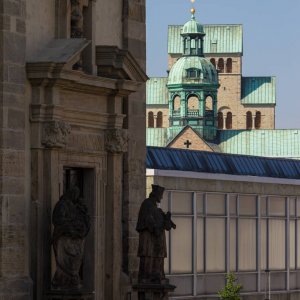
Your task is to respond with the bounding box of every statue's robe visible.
[52,196,90,289]
[136,197,172,258]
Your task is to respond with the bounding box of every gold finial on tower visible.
[190,0,196,17]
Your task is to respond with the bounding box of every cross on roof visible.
[184,140,192,149]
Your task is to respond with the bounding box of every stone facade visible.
[0,1,147,300]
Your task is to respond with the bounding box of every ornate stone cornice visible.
[96,46,148,83]
[105,129,128,154]
[42,120,71,148]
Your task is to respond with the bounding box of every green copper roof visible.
[147,128,168,147]
[241,77,276,105]
[168,24,243,54]
[219,130,300,159]
[147,78,169,105]
[182,17,204,34]
[168,56,218,85]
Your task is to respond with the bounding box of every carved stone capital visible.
[42,120,71,148]
[105,129,128,154]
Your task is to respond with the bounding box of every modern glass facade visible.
[161,190,300,298]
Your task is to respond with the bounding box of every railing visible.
[172,110,181,117]
[187,109,199,117]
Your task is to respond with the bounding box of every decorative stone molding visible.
[105,129,128,154]
[96,46,148,82]
[42,120,71,148]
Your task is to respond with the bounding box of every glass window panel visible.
[230,219,236,271]
[207,193,225,215]
[297,198,300,217]
[269,196,286,216]
[230,194,237,216]
[206,218,225,272]
[260,220,267,271]
[290,221,296,269]
[164,231,170,274]
[290,197,296,217]
[260,196,267,216]
[197,193,204,214]
[169,276,193,296]
[297,221,300,269]
[238,219,257,271]
[237,273,257,293]
[269,219,286,270]
[172,192,193,215]
[198,274,226,295]
[171,217,193,273]
[239,195,257,216]
[197,218,204,272]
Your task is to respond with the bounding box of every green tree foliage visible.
[218,273,243,300]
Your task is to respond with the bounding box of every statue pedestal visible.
[45,290,95,300]
[133,282,176,300]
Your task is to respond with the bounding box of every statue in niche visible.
[71,0,84,38]
[136,185,176,284]
[52,187,90,290]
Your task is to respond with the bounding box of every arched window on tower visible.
[226,112,232,129]
[255,111,261,129]
[210,58,216,68]
[173,95,181,114]
[187,95,199,116]
[226,58,232,73]
[148,111,154,128]
[218,112,223,129]
[218,58,224,73]
[156,111,163,128]
[246,111,252,130]
[205,96,213,111]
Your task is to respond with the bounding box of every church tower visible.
[167,9,219,141]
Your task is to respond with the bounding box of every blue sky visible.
[146,0,300,128]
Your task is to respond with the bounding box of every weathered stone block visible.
[127,2,145,23]
[8,65,26,84]
[0,130,25,149]
[0,195,26,224]
[0,246,26,276]
[0,14,11,31]
[3,31,25,64]
[16,18,25,34]
[0,92,25,108]
[7,109,25,129]
[0,150,25,177]
[2,0,21,17]
[0,176,24,194]
[0,277,32,295]
[2,82,25,95]
[0,225,25,248]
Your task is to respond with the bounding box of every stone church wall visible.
[1,0,147,299]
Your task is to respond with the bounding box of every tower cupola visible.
[181,9,205,56]
[167,9,219,141]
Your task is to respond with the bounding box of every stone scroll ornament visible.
[136,185,176,284]
[52,187,91,289]
[42,120,71,148]
[105,129,128,154]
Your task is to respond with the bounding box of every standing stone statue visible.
[71,0,84,38]
[52,187,90,290]
[136,185,176,284]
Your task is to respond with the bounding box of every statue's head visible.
[66,186,80,203]
[150,184,165,203]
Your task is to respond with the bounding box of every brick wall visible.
[0,0,31,298]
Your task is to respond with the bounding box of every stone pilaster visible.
[0,0,32,298]
[122,0,147,289]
